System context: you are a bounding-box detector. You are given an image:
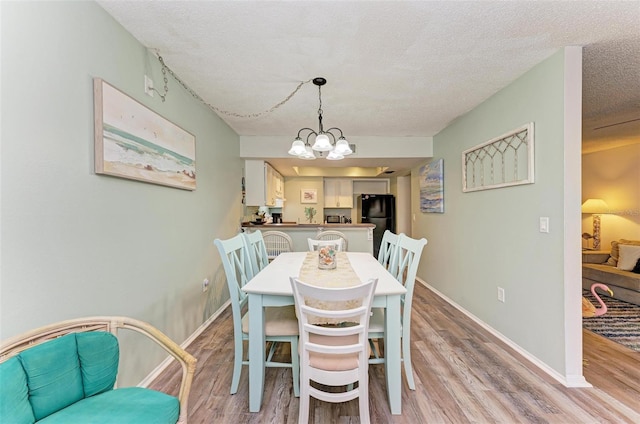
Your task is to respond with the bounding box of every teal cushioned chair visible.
[37,387,179,424]
[0,316,196,424]
[19,334,86,421]
[0,356,36,424]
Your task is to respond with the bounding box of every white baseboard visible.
[416,278,591,388]
[138,299,231,388]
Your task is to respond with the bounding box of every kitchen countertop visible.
[241,222,375,229]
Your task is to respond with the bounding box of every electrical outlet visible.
[202,278,210,292]
[497,287,505,303]
[144,75,154,97]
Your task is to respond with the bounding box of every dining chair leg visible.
[230,337,243,394]
[369,339,380,358]
[298,372,310,423]
[359,351,371,424]
[291,338,300,397]
[266,341,277,362]
[358,382,371,424]
[402,332,415,390]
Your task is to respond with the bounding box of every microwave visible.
[326,215,341,224]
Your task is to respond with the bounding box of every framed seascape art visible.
[419,159,444,213]
[94,78,196,190]
[300,188,318,204]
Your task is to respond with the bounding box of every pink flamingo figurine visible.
[582,283,613,318]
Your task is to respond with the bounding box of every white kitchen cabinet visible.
[268,165,284,201]
[274,171,284,199]
[245,160,284,207]
[265,164,276,206]
[324,178,353,208]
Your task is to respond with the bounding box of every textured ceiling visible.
[97,0,640,170]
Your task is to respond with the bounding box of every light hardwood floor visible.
[150,283,640,423]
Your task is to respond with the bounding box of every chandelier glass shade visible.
[288,77,352,160]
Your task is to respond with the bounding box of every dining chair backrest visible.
[378,230,401,275]
[242,230,269,275]
[316,230,349,251]
[367,233,427,390]
[261,230,293,260]
[308,237,344,252]
[215,233,300,397]
[214,234,253,333]
[290,277,378,424]
[395,234,428,309]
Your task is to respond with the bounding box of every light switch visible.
[539,217,550,233]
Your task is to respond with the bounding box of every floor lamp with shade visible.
[581,198,609,250]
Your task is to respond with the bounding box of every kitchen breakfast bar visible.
[241,223,375,253]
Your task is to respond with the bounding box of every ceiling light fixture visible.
[288,77,352,161]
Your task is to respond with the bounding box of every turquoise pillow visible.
[37,387,179,424]
[76,332,119,397]
[0,357,36,424]
[19,334,84,421]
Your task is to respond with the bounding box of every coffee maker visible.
[271,213,282,224]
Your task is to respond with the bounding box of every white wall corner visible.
[562,45,584,382]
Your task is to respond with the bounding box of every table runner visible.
[298,251,362,324]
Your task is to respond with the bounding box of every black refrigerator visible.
[358,194,396,257]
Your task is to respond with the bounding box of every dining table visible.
[241,251,407,415]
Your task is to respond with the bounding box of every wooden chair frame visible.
[290,277,377,424]
[316,230,349,251]
[243,230,269,275]
[308,237,345,252]
[368,234,427,391]
[214,234,299,397]
[261,230,293,261]
[378,230,402,274]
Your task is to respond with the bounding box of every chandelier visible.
[288,77,352,161]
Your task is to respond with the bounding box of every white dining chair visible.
[316,230,349,251]
[290,277,377,424]
[378,230,402,274]
[308,237,344,252]
[261,230,293,261]
[214,234,300,396]
[242,230,269,276]
[368,233,427,391]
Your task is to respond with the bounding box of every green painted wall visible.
[412,49,577,377]
[1,1,242,385]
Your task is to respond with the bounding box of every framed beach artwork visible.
[419,159,444,213]
[300,188,318,204]
[94,78,196,190]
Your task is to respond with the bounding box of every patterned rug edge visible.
[582,290,640,352]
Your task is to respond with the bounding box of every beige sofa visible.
[582,240,640,306]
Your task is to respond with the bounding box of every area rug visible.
[582,290,640,352]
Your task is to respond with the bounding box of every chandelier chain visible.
[152,52,311,118]
[149,56,170,102]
